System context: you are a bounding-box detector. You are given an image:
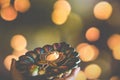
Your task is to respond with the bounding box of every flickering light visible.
[75,71,87,80]
[46,51,59,61]
[4,55,18,71]
[84,64,102,79]
[107,34,120,50]
[93,1,112,20]
[0,5,18,21]
[85,27,100,42]
[10,34,27,51]
[14,0,31,13]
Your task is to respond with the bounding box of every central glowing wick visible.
[46,51,59,61]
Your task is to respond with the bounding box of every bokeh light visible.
[75,70,87,80]
[53,0,71,15]
[0,5,18,21]
[51,0,71,25]
[4,55,18,71]
[107,34,120,50]
[112,46,120,60]
[14,0,31,13]
[10,34,27,51]
[76,43,99,62]
[51,9,68,25]
[93,1,113,20]
[85,27,100,42]
[0,0,120,80]
[0,0,10,8]
[84,64,102,79]
[110,76,120,80]
[0,0,31,21]
[76,42,89,51]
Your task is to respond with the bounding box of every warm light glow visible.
[77,44,99,62]
[84,64,102,79]
[85,27,100,42]
[0,5,18,21]
[76,42,89,53]
[4,55,18,71]
[110,76,120,80]
[112,46,120,60]
[52,0,71,25]
[12,49,28,57]
[14,0,31,13]
[75,71,87,80]
[46,51,59,61]
[53,0,71,15]
[107,34,120,50]
[10,34,27,51]
[51,9,68,25]
[0,0,10,8]
[93,1,112,20]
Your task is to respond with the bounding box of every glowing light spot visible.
[110,76,120,80]
[1,5,18,21]
[14,0,31,13]
[84,64,102,79]
[51,9,68,25]
[107,34,120,50]
[75,71,87,80]
[46,51,59,61]
[94,1,112,20]
[77,44,99,62]
[85,27,100,42]
[52,0,71,25]
[53,0,71,15]
[10,34,27,51]
[4,55,18,71]
[0,0,10,8]
[76,43,89,53]
[112,46,120,60]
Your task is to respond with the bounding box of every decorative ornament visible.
[16,42,81,80]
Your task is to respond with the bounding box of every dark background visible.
[0,0,120,80]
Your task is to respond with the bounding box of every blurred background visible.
[0,0,120,80]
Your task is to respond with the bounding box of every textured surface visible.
[15,42,80,80]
